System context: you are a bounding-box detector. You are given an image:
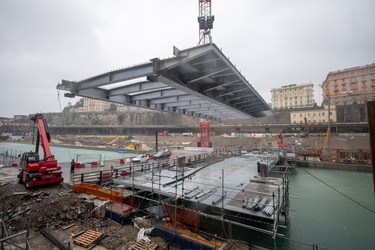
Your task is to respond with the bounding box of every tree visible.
[63,106,72,113]
[74,98,84,108]
[109,103,117,112]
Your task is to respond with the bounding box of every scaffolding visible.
[72,151,290,249]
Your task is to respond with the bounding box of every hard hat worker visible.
[70,159,75,174]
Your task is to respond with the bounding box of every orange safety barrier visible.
[163,203,200,232]
[72,182,138,207]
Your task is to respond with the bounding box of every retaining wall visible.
[296,160,372,172]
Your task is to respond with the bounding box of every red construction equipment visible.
[278,129,287,147]
[301,117,310,138]
[17,114,63,188]
[200,120,210,148]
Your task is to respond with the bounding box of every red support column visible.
[200,120,210,148]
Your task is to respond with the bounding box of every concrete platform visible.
[112,152,284,220]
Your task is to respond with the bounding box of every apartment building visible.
[271,83,315,109]
[321,63,375,106]
[290,106,337,124]
[83,98,111,112]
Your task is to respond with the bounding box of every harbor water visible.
[1,142,374,249]
[281,167,375,249]
[0,142,138,166]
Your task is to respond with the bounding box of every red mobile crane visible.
[18,114,63,188]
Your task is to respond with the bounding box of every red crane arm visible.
[279,129,284,143]
[34,114,54,161]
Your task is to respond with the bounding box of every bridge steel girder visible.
[57,43,273,120]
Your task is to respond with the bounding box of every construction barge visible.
[71,151,290,248]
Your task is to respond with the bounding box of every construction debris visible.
[62,223,75,230]
[0,183,175,249]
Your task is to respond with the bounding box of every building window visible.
[342,79,346,83]
[351,77,356,82]
[322,112,325,116]
[362,75,366,81]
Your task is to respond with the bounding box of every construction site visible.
[1,0,374,249]
[0,116,373,249]
[0,136,291,250]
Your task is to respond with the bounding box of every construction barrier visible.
[72,182,138,207]
[163,203,200,232]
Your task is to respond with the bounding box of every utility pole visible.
[366,101,375,199]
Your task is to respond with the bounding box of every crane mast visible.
[198,0,214,45]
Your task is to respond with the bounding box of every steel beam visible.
[57,43,272,120]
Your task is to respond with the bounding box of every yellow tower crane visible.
[319,84,331,157]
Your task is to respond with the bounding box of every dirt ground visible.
[0,182,173,250]
[57,134,370,152]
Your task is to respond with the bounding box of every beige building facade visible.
[271,83,315,109]
[321,63,375,106]
[83,98,111,112]
[290,106,337,124]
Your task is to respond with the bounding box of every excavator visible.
[17,114,63,188]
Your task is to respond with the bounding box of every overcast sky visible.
[1,0,374,118]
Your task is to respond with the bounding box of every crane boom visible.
[32,114,54,161]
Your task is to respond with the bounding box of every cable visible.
[57,89,73,160]
[297,167,375,215]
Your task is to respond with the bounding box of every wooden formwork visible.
[73,230,103,248]
[128,239,158,250]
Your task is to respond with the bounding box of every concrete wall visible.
[296,160,372,172]
[45,106,210,127]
